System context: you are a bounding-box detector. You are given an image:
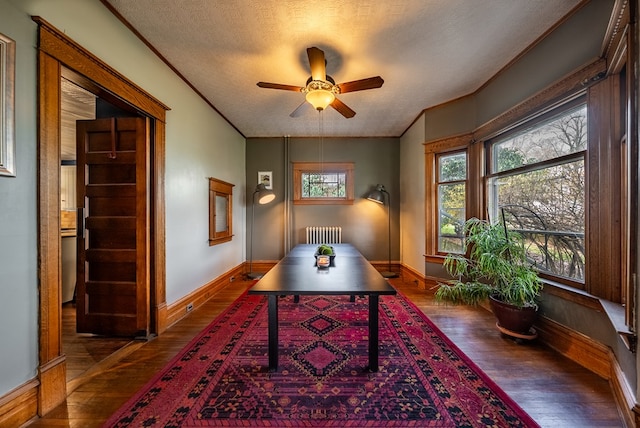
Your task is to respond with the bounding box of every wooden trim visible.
[587,77,623,301]
[153,120,167,333]
[423,133,472,153]
[424,134,475,257]
[208,177,235,245]
[0,380,39,428]
[244,261,278,275]
[611,351,637,428]
[37,50,66,416]
[165,264,245,328]
[33,17,169,120]
[399,264,426,290]
[37,355,66,416]
[34,18,169,416]
[474,59,607,141]
[292,161,355,205]
[535,315,636,427]
[602,0,630,63]
[536,315,611,378]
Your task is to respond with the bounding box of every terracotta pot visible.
[489,295,537,335]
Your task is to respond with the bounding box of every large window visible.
[293,162,354,205]
[437,152,466,253]
[487,101,587,284]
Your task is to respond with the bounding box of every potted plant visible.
[434,216,543,339]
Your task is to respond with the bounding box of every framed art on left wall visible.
[0,32,15,177]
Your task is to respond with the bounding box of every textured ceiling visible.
[104,0,582,138]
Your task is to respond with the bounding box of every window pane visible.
[439,152,466,182]
[493,105,587,173]
[489,160,585,281]
[302,172,346,198]
[438,182,465,253]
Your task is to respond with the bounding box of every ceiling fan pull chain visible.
[108,117,117,159]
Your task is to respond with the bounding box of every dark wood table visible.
[248,243,397,372]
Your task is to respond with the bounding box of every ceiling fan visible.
[257,47,384,118]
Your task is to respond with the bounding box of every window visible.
[293,162,354,205]
[487,101,587,284]
[208,177,234,245]
[437,152,466,253]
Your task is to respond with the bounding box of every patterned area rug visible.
[104,291,539,427]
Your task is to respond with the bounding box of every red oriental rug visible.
[104,291,539,427]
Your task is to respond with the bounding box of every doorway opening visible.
[60,76,144,383]
[36,18,168,414]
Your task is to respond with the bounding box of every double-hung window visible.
[437,152,467,253]
[487,99,587,285]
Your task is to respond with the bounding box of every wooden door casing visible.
[76,117,150,337]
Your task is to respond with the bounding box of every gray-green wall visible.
[416,0,637,391]
[247,137,400,262]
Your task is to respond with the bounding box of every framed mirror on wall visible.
[208,177,234,245]
[0,32,16,177]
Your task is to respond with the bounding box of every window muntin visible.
[293,162,354,205]
[302,172,346,198]
[437,152,466,253]
[488,103,587,283]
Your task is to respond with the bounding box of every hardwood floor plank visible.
[22,277,623,427]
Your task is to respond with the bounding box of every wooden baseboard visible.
[246,261,278,275]
[399,264,427,290]
[166,264,245,328]
[611,352,637,428]
[535,315,635,427]
[0,380,39,428]
[535,316,611,378]
[37,355,66,416]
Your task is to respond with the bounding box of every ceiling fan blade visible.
[337,76,384,93]
[257,82,304,92]
[330,97,356,118]
[307,47,326,81]
[290,101,312,117]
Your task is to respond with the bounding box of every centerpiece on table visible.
[315,244,335,268]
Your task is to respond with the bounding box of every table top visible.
[248,244,397,296]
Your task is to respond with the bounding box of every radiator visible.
[306,226,342,244]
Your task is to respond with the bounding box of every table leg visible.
[368,294,379,372]
[268,294,279,371]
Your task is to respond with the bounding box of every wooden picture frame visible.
[0,32,15,177]
[208,177,234,246]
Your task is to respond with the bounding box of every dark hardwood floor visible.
[24,276,623,427]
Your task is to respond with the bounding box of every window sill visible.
[543,280,635,352]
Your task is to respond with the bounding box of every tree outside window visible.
[437,152,466,253]
[293,162,354,205]
[488,102,587,283]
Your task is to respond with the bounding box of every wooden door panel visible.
[77,117,149,337]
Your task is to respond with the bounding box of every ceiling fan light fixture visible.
[306,89,335,111]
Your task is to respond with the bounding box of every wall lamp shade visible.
[306,89,335,111]
[366,184,386,204]
[248,183,275,280]
[366,184,398,278]
[255,183,275,204]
